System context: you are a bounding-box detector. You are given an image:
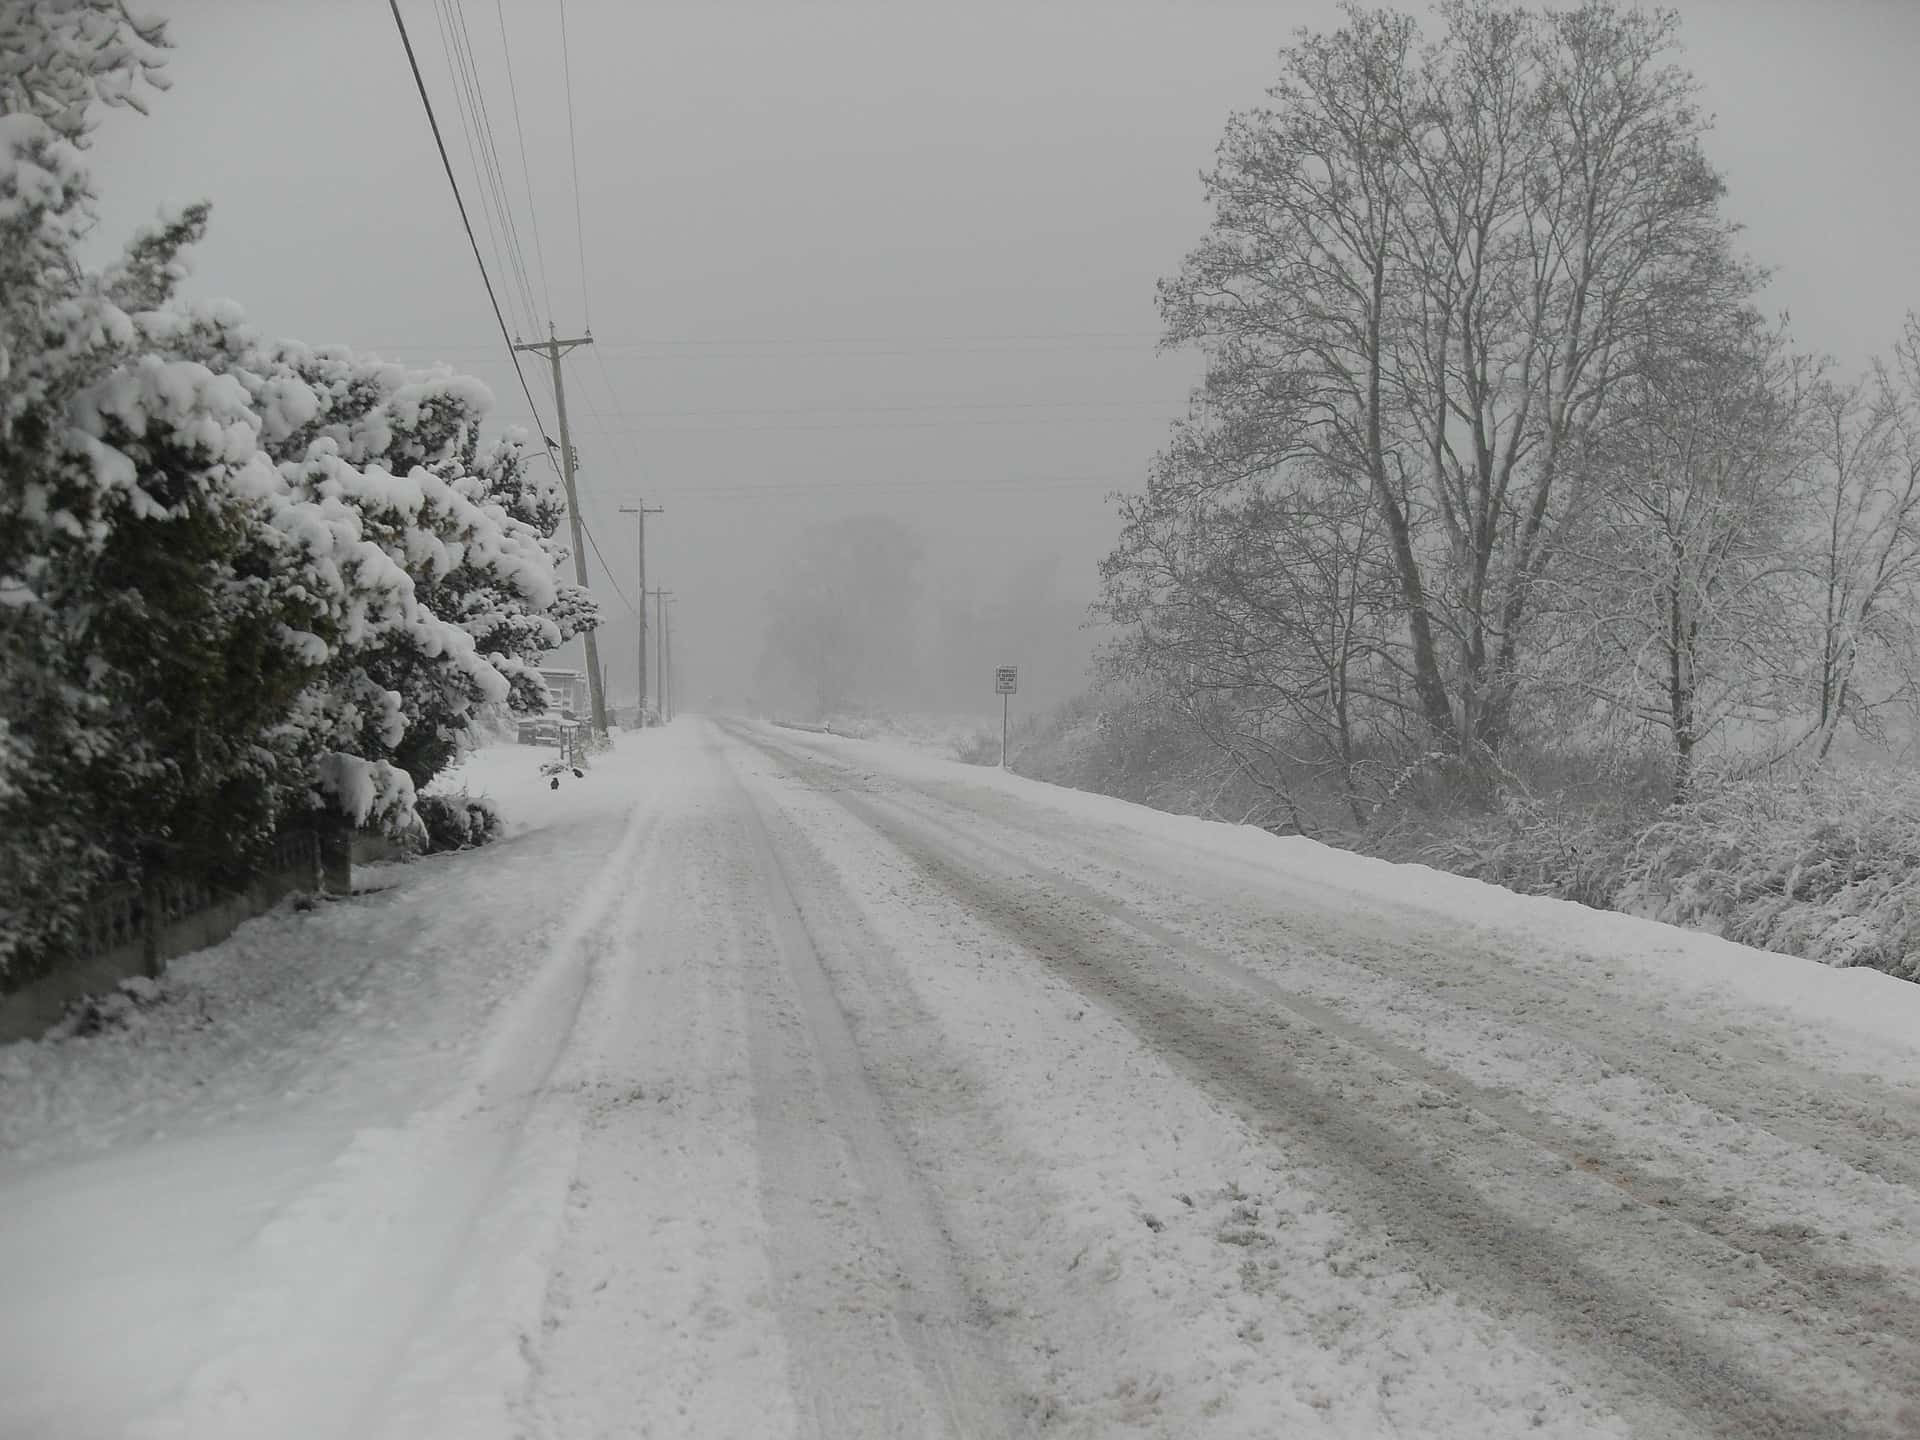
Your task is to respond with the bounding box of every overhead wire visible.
[396,0,641,662]
[387,0,552,443]
[589,344,656,489]
[428,0,524,336]
[355,329,1163,358]
[560,353,644,619]
[434,0,540,335]
[407,1,1130,592]
[494,409,1176,436]
[579,521,638,614]
[557,396,1173,419]
[446,4,622,619]
[493,0,555,323]
[446,0,545,331]
[557,0,591,326]
[642,473,1128,499]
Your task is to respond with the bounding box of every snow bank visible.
[780,727,1920,1073]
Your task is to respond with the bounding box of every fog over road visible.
[6,720,1918,1439]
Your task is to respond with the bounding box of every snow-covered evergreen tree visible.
[0,6,594,978]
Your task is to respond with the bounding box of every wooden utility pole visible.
[513,326,608,737]
[649,588,674,723]
[618,501,662,721]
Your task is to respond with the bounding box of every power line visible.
[493,409,1177,436]
[588,329,1163,348]
[447,0,545,332]
[542,396,1175,420]
[587,341,663,485]
[555,351,613,504]
[357,329,1163,356]
[580,518,637,615]
[641,473,1130,499]
[561,351,621,487]
[493,0,554,324]
[434,0,541,335]
[549,351,639,618]
[429,0,523,336]
[557,0,590,325]
[387,0,552,441]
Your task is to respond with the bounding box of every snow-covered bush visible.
[953,730,1002,766]
[51,974,165,1040]
[1414,793,1642,912]
[170,315,600,793]
[0,24,321,975]
[1621,773,1920,981]
[1014,687,1298,829]
[414,792,504,854]
[0,2,169,148]
[0,12,590,980]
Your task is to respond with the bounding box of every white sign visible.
[995,666,1018,695]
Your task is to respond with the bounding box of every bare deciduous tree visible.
[1799,315,1920,760]
[1142,0,1755,762]
[1101,465,1402,830]
[1557,316,1806,799]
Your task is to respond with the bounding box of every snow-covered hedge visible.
[1413,792,1644,913]
[0,8,594,979]
[1620,774,1920,982]
[1019,686,1920,984]
[415,793,504,854]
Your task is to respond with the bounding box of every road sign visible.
[995,666,1019,768]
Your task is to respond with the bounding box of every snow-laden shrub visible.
[1414,792,1640,912]
[1013,688,1299,829]
[1621,772,1920,981]
[414,792,504,854]
[0,16,594,981]
[954,730,1002,766]
[51,975,165,1041]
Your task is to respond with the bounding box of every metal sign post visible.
[995,665,1018,767]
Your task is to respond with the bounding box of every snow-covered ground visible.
[773,708,1001,762]
[4,719,1918,1438]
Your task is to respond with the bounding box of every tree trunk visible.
[1669,584,1696,804]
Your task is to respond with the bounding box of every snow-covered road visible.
[5,718,1919,1439]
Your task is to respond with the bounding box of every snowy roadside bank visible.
[0,735,663,1440]
[728,719,1920,1436]
[757,722,1920,1075]
[8,719,1919,1437]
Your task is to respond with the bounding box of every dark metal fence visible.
[1,826,329,1043]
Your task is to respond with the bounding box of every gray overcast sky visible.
[84,0,1920,711]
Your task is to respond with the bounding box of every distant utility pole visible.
[649,587,674,723]
[512,325,607,737]
[618,501,662,720]
[664,596,678,721]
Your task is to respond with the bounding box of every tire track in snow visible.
[744,727,1920,1161]
[727,725,1917,1440]
[851,800,1906,1438]
[516,759,800,1440]
[900,767,1920,1189]
[854,773,1920,1348]
[132,800,660,1440]
[719,739,1031,1439]
[360,798,668,1440]
[741,733,1920,1274]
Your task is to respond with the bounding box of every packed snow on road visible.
[4,720,1919,1440]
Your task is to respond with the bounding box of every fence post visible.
[139,883,160,980]
[316,815,353,896]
